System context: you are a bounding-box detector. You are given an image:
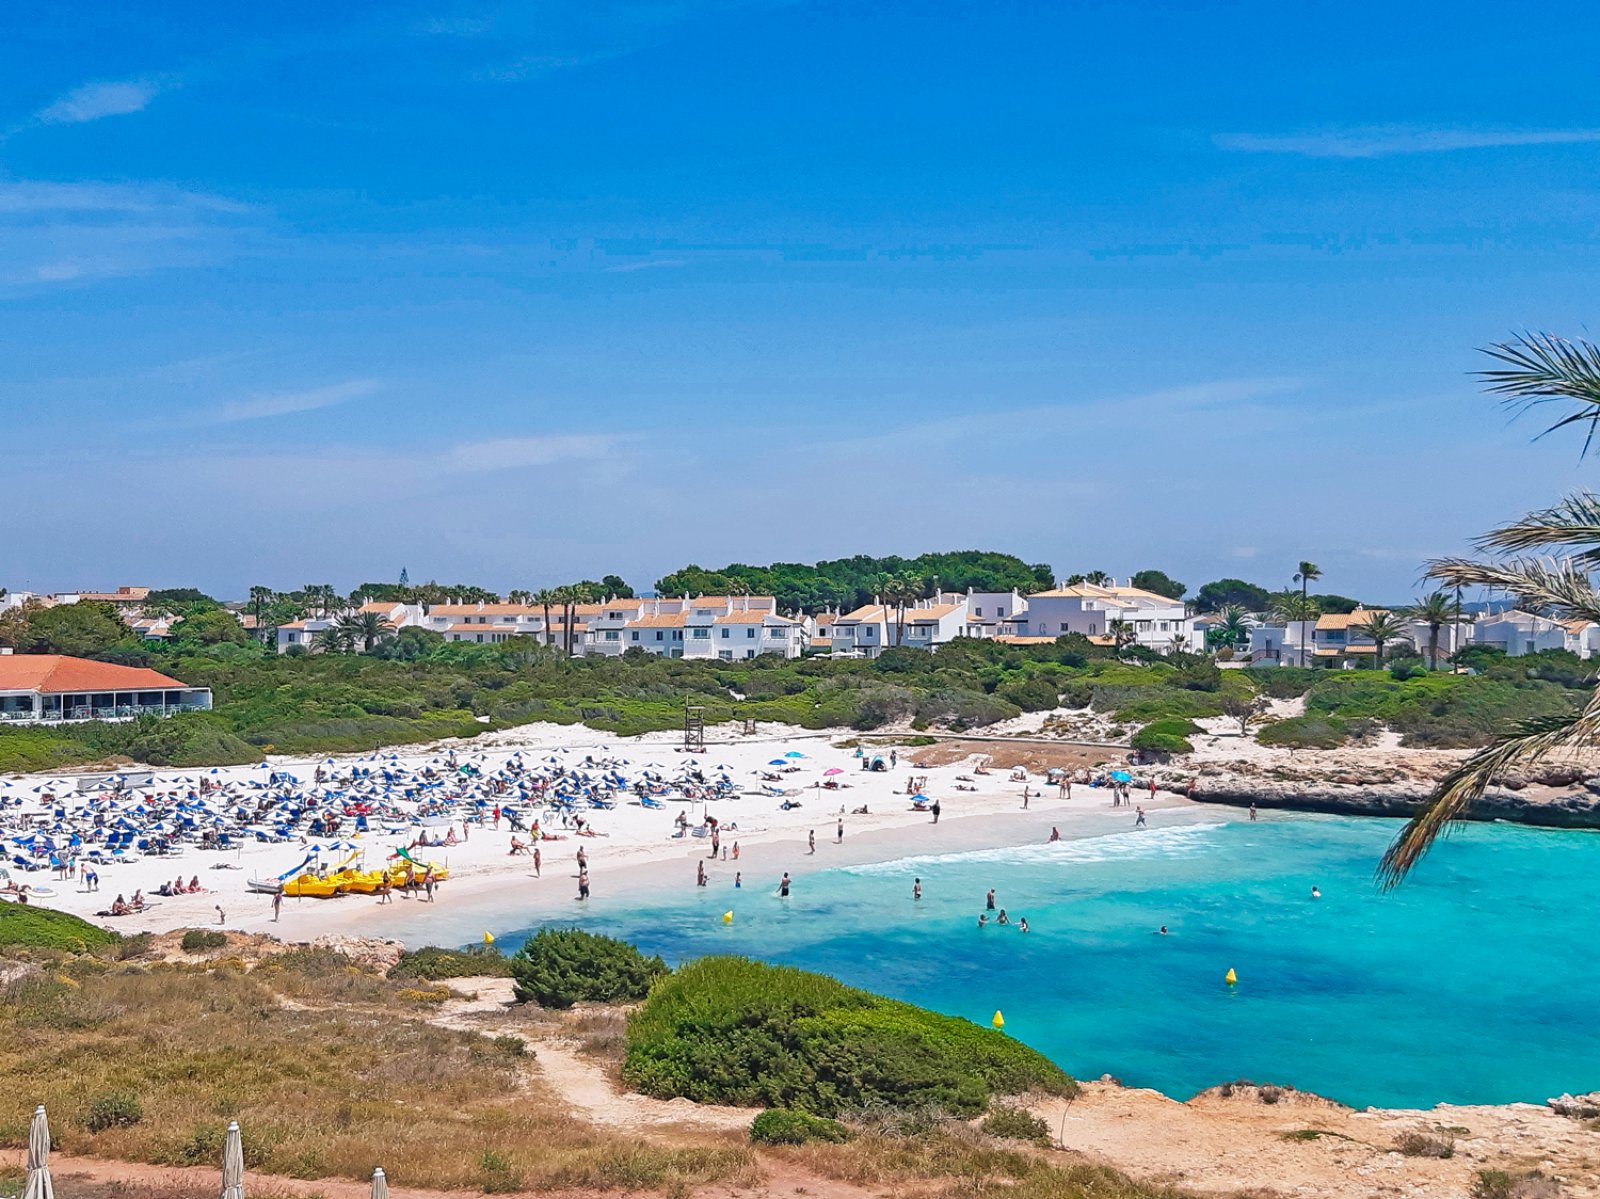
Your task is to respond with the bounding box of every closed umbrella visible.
[221,1120,244,1199]
[21,1105,52,1199]
[370,1168,388,1199]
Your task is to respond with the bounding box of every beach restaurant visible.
[0,654,212,724]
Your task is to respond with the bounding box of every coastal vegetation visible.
[509,928,667,1009]
[622,956,1074,1116]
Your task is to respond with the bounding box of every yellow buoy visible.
[483,931,495,946]
[1224,968,1237,986]
[992,1010,1005,1029]
[722,911,734,924]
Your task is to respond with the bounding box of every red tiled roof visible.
[0,655,191,694]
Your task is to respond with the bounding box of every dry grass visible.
[781,1121,1189,1199]
[0,950,755,1193]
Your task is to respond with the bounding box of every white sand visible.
[2,721,1201,947]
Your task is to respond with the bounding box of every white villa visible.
[1013,582,1203,654]
[0,654,212,724]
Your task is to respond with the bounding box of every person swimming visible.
[1158,925,1169,935]
[977,913,988,927]
[996,909,1009,925]
[1311,886,1321,899]
[1017,917,1029,933]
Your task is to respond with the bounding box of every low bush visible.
[1394,1130,1455,1158]
[85,1090,143,1132]
[180,930,227,954]
[1130,717,1199,754]
[623,956,1074,1117]
[749,1108,851,1145]
[1473,1169,1563,1199]
[980,1103,1052,1145]
[389,945,511,981]
[1256,714,1349,749]
[510,928,667,1009]
[0,904,119,953]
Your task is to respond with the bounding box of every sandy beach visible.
[4,722,1185,946]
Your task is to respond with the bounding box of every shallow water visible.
[498,813,1600,1108]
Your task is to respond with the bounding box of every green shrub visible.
[389,945,512,981]
[1473,1169,1562,1199]
[0,905,119,953]
[623,956,1074,1117]
[180,929,227,953]
[1257,714,1349,749]
[510,928,667,1009]
[749,1108,851,1145]
[85,1090,143,1132]
[1130,717,1199,754]
[980,1103,1052,1145]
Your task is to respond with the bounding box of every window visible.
[721,628,729,638]
[1060,623,1069,632]
[974,606,983,616]
[604,631,619,641]
[692,628,707,639]
[745,649,755,658]
[655,631,663,641]
[673,631,682,640]
[747,628,756,638]
[631,631,639,641]
[718,650,732,660]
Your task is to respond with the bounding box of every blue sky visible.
[5,1,1600,601]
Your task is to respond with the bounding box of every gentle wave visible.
[839,821,1232,876]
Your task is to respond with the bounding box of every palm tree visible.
[1407,591,1455,669]
[1350,610,1409,669]
[1293,561,1322,666]
[532,588,558,648]
[1108,618,1136,652]
[312,625,351,654]
[1083,570,1112,587]
[248,585,273,627]
[1383,331,1600,884]
[507,589,531,606]
[883,573,924,646]
[1064,574,1087,587]
[337,611,394,653]
[1213,604,1250,648]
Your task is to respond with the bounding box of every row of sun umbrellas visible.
[21,1107,389,1199]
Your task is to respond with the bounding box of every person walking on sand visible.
[808,829,816,855]
[533,845,542,876]
[1058,777,1068,799]
[272,891,282,921]
[930,798,941,824]
[732,841,740,860]
[1022,786,1030,810]
[696,861,707,887]
[836,817,844,843]
[215,904,226,926]
[890,749,898,768]
[1249,803,1257,822]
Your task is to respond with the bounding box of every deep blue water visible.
[498,814,1600,1108]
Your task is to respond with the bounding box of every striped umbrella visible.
[220,1120,244,1199]
[371,1167,388,1199]
[21,1105,52,1199]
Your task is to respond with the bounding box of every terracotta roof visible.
[1315,607,1388,630]
[0,655,192,694]
[837,605,887,623]
[629,613,688,628]
[812,613,837,627]
[905,604,963,623]
[994,635,1060,645]
[74,587,150,602]
[358,601,401,614]
[714,612,797,625]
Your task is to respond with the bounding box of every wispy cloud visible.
[0,179,259,289]
[442,434,619,472]
[211,379,381,423]
[1215,126,1600,159]
[604,258,687,274]
[36,78,166,126]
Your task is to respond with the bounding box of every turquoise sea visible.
[499,813,1600,1109]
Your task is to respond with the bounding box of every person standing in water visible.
[913,877,922,901]
[986,888,996,910]
[778,872,791,898]
[1135,806,1147,828]
[734,871,742,889]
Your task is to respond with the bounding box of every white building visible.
[1473,610,1570,658]
[1016,582,1201,655]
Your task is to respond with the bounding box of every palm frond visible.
[1425,556,1600,625]
[1474,492,1600,564]
[1379,690,1600,887]
[1479,332,1600,456]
